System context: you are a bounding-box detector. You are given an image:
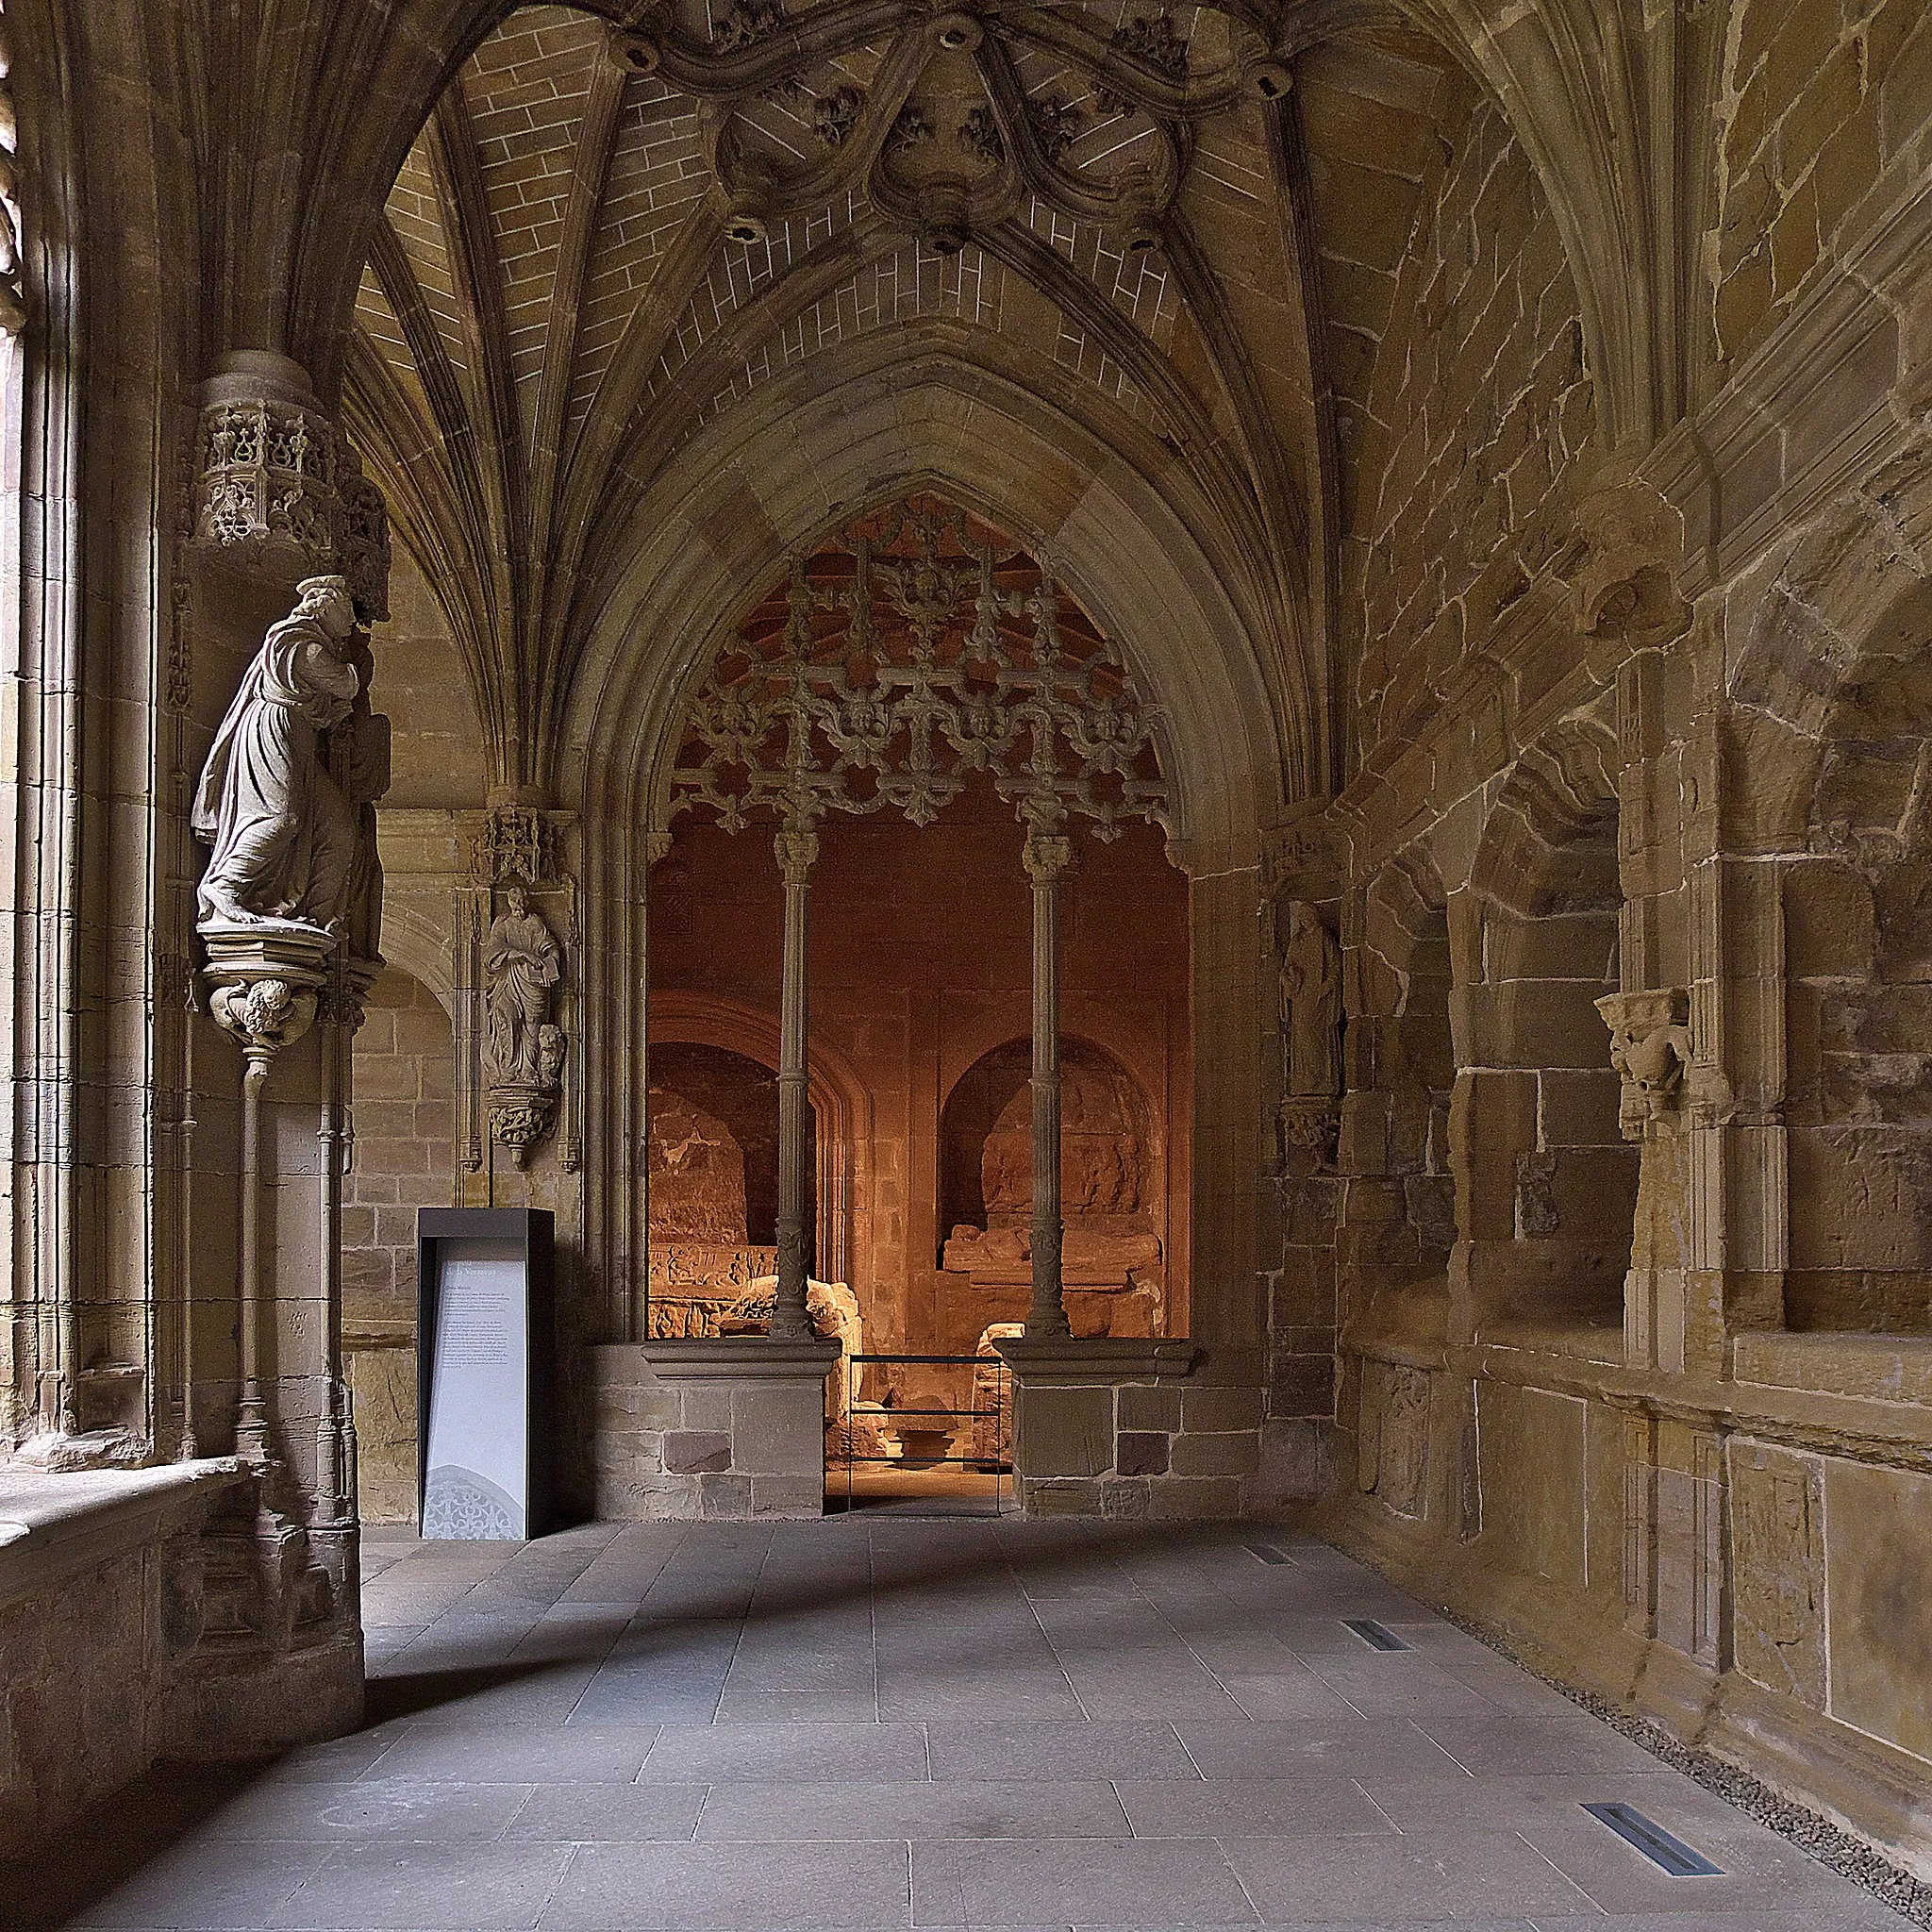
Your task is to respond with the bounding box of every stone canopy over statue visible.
[192,575,380,943]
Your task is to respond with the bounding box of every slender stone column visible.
[771,824,820,1341]
[1024,830,1073,1339]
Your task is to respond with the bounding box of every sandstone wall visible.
[342,966,456,1524]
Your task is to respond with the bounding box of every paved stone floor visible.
[10,1518,1913,1929]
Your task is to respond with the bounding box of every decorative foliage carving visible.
[192,576,367,940]
[959,104,1004,165]
[669,496,1169,843]
[1596,988,1693,1140]
[1095,12,1190,116]
[711,0,782,51]
[812,84,864,147]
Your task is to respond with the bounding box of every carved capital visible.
[1559,475,1690,649]
[1596,987,1694,1141]
[1022,833,1074,885]
[774,825,820,886]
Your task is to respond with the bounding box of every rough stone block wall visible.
[1350,94,1595,748]
[1715,0,1932,370]
[343,966,457,1523]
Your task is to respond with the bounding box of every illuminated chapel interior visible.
[7,0,1932,1921]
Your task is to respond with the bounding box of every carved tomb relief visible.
[940,1037,1163,1337]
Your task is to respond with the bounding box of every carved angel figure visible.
[1279,900,1341,1100]
[484,886,561,1088]
[192,575,362,934]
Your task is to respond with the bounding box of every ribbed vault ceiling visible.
[342,1,1465,796]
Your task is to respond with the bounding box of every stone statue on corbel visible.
[458,807,580,1174]
[1277,899,1342,1170]
[483,884,566,1168]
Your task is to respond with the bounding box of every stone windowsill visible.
[0,1457,245,1609]
[1733,1331,1932,1407]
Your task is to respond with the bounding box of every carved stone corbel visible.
[1596,988,1694,1141]
[1559,474,1691,649]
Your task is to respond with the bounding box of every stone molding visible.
[639,1336,842,1382]
[992,1336,1199,1383]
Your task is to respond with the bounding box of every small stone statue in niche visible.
[1279,900,1341,1100]
[483,884,566,1165]
[484,885,561,1087]
[1277,899,1342,1166]
[192,575,363,935]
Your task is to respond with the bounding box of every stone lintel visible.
[639,1336,841,1383]
[992,1336,1200,1384]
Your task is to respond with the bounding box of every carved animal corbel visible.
[1595,988,1694,1140]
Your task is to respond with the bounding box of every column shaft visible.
[772,825,820,1341]
[1024,832,1073,1339]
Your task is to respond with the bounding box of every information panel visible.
[417,1209,554,1541]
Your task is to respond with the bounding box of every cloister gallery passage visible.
[8,0,1932,1924]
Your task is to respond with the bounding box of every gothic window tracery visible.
[668,494,1170,841]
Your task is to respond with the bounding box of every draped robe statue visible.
[484,886,562,1088]
[1279,900,1341,1101]
[192,575,363,935]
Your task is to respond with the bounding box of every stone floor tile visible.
[1410,1714,1661,1777]
[1299,1656,1517,1721]
[911,1836,1257,1925]
[1217,1827,1597,1922]
[1174,1719,1464,1781]
[924,1719,1200,1781]
[1526,1909,1913,1930]
[504,1782,709,1842]
[539,1840,912,1929]
[876,1670,1086,1723]
[65,1838,335,1928]
[199,1775,535,1840]
[1053,1659,1252,1721]
[1113,1776,1396,1839]
[711,1687,881,1724]
[639,1721,931,1782]
[368,1723,657,1783]
[1213,1674,1376,1723]
[695,1777,1132,1840]
[267,1841,575,1927]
